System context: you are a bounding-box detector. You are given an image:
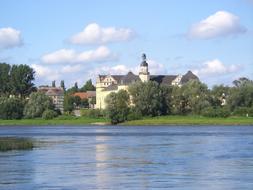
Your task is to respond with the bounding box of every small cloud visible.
[193,59,239,77]
[61,64,83,74]
[188,11,246,39]
[41,46,118,64]
[0,27,23,49]
[70,23,135,45]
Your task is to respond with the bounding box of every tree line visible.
[105,78,253,124]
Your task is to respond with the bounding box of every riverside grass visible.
[0,137,34,151]
[123,115,253,126]
[0,115,253,126]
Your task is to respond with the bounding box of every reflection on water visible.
[0,125,253,189]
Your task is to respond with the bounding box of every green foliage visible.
[233,107,253,117]
[63,95,75,112]
[80,79,95,92]
[0,63,35,98]
[171,80,210,115]
[0,63,11,96]
[105,90,130,124]
[24,92,54,118]
[201,106,230,118]
[60,80,66,92]
[81,109,102,118]
[0,97,24,119]
[9,64,35,98]
[42,109,58,120]
[127,107,142,121]
[129,81,168,116]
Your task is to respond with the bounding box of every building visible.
[96,54,199,109]
[38,86,64,113]
[72,91,96,108]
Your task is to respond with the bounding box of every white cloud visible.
[0,27,22,49]
[61,64,83,74]
[31,64,60,81]
[188,11,246,39]
[41,46,117,64]
[148,60,167,75]
[193,59,239,76]
[70,23,135,45]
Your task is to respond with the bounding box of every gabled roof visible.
[73,91,96,99]
[181,71,199,83]
[150,75,177,85]
[121,72,140,85]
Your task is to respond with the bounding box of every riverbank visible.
[123,116,253,126]
[0,116,109,126]
[0,115,253,126]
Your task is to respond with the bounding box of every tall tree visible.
[0,63,11,96]
[60,80,66,92]
[52,80,56,87]
[9,64,35,98]
[80,79,95,92]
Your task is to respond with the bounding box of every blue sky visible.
[0,0,253,87]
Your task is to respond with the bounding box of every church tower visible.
[139,53,150,82]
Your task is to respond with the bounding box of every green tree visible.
[23,92,54,118]
[80,79,95,92]
[105,90,130,124]
[60,80,66,92]
[64,95,75,112]
[129,81,165,116]
[9,64,35,98]
[0,97,24,119]
[80,98,89,108]
[0,63,11,96]
[52,80,56,87]
[89,96,96,108]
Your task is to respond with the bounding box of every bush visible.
[42,109,58,120]
[127,107,142,121]
[81,109,102,118]
[201,106,230,118]
[0,97,24,119]
[233,107,253,117]
[24,92,54,118]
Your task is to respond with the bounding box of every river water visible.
[0,125,253,190]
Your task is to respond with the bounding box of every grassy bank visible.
[0,115,109,126]
[0,137,34,151]
[123,115,253,126]
[0,115,253,126]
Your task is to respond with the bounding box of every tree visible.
[105,90,130,124]
[23,92,54,118]
[80,98,89,108]
[89,96,96,108]
[171,80,210,115]
[64,95,75,112]
[0,97,24,119]
[60,80,66,92]
[9,64,35,98]
[0,63,11,96]
[66,82,79,94]
[129,81,165,116]
[52,80,56,87]
[80,79,95,92]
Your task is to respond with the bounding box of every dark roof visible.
[104,84,118,91]
[181,71,199,84]
[150,75,177,85]
[121,72,140,85]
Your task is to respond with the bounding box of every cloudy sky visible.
[0,0,253,87]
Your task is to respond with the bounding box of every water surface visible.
[0,125,253,190]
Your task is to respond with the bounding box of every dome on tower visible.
[140,53,148,66]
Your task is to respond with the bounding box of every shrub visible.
[24,92,54,118]
[42,109,58,120]
[0,97,24,119]
[201,106,230,118]
[233,107,253,117]
[81,109,102,118]
[127,107,142,121]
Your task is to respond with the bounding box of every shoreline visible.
[0,116,253,126]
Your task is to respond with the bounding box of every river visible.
[0,125,253,190]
